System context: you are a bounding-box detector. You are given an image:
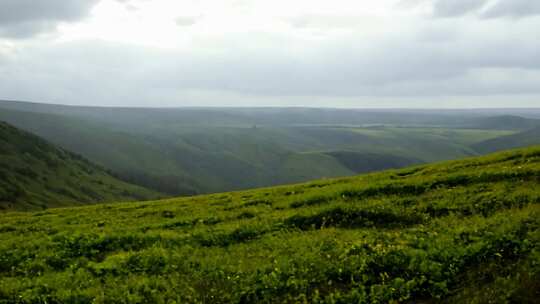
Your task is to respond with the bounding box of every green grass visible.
[0,121,161,210]
[1,146,540,302]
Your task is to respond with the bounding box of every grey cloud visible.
[1,17,540,106]
[144,21,540,97]
[433,0,487,17]
[0,21,57,39]
[481,0,540,18]
[401,0,540,19]
[0,0,100,38]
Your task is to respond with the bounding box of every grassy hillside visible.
[473,126,540,154]
[1,146,539,302]
[0,121,161,210]
[0,102,526,196]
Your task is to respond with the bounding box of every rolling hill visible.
[1,146,539,302]
[461,115,540,130]
[473,126,540,154]
[0,121,161,210]
[2,100,536,196]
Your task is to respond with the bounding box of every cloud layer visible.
[0,0,539,107]
[0,0,99,38]
[430,0,540,18]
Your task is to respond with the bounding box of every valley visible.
[1,100,538,198]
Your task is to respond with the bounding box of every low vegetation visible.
[0,121,161,210]
[1,146,540,302]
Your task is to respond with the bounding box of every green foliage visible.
[0,121,161,210]
[1,146,540,302]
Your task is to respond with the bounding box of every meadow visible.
[1,146,539,303]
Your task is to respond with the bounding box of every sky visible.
[0,0,539,108]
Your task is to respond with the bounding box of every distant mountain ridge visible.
[463,115,540,130]
[2,100,540,197]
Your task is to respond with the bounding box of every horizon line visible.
[1,99,540,111]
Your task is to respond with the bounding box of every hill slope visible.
[0,102,524,195]
[1,146,540,302]
[472,126,540,154]
[0,121,161,210]
[462,115,540,130]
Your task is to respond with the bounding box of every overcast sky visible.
[0,0,539,108]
